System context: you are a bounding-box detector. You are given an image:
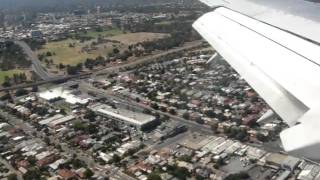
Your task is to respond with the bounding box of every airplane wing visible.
[193,2,320,160]
[198,0,320,44]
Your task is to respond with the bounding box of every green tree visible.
[59,63,65,69]
[66,65,79,75]
[27,156,37,166]
[113,48,120,54]
[256,133,268,142]
[73,121,87,131]
[172,167,190,180]
[71,158,85,169]
[87,124,98,134]
[196,117,204,124]
[147,173,162,180]
[225,171,250,180]
[7,173,17,180]
[169,108,176,115]
[84,168,94,179]
[2,80,11,87]
[151,102,159,110]
[84,110,96,121]
[15,88,28,97]
[112,154,121,163]
[182,112,190,120]
[46,51,52,56]
[178,155,192,163]
[23,167,41,180]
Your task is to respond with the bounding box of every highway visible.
[0,73,91,92]
[14,41,55,80]
[93,40,204,76]
[0,40,203,92]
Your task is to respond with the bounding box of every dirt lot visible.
[108,32,170,45]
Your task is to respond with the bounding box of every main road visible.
[0,40,203,92]
[93,40,204,76]
[14,40,55,80]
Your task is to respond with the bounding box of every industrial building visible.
[90,103,157,130]
[39,114,64,126]
[49,115,76,127]
[38,87,91,105]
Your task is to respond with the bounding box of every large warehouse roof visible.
[38,87,90,105]
[90,103,155,127]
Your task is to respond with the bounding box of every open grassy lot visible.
[37,28,126,65]
[37,39,116,65]
[37,31,169,66]
[78,28,124,39]
[108,32,170,45]
[0,69,23,83]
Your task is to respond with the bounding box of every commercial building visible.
[90,103,157,130]
[39,114,64,125]
[38,87,91,105]
[49,115,76,127]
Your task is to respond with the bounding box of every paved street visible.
[14,40,55,80]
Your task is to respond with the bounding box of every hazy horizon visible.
[0,0,178,11]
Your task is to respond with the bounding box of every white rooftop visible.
[38,87,90,105]
[39,114,64,125]
[91,103,156,126]
[49,115,75,127]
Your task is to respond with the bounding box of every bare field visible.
[108,32,170,45]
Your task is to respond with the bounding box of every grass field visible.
[108,32,170,45]
[0,69,23,83]
[37,29,126,65]
[78,28,124,39]
[37,39,116,65]
[37,31,169,66]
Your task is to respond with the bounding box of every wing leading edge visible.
[193,7,320,160]
[197,0,320,44]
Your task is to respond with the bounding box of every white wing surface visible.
[193,6,320,159]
